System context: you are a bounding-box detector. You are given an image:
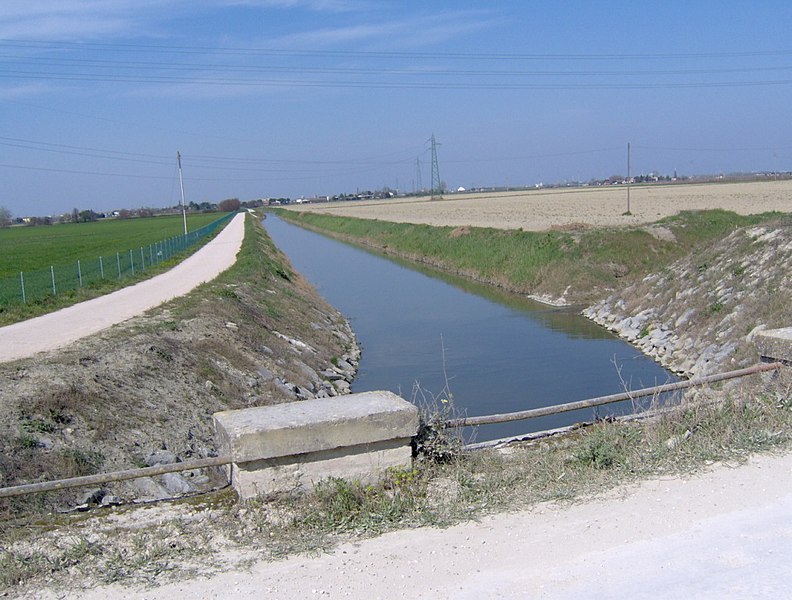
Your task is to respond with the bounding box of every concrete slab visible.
[754,327,792,364]
[213,391,418,462]
[213,391,419,498]
[230,439,412,499]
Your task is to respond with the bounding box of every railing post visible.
[19,271,25,303]
[50,265,56,296]
[129,249,134,275]
[77,259,82,287]
[99,256,104,279]
[116,252,121,279]
[140,246,145,269]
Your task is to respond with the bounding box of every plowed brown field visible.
[287,179,792,230]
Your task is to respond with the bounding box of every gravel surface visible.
[0,213,245,363]
[53,451,792,600]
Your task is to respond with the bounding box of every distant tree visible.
[218,198,241,212]
[27,216,52,226]
[78,209,99,223]
[0,206,11,228]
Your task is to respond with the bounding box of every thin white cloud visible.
[0,1,174,40]
[0,82,57,99]
[270,10,499,50]
[221,0,367,11]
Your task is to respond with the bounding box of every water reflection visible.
[263,215,675,442]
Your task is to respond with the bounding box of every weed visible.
[573,425,624,469]
[21,419,56,434]
[0,550,48,588]
[410,337,467,463]
[58,448,105,475]
[14,434,41,449]
[216,287,239,300]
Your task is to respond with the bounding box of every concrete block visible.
[754,327,792,364]
[213,391,419,499]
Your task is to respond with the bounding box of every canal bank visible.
[275,209,791,388]
[263,215,674,442]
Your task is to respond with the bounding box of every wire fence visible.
[0,212,236,306]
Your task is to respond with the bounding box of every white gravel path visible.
[0,213,245,363]
[58,451,792,600]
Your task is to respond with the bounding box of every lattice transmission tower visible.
[415,157,423,194]
[430,133,442,200]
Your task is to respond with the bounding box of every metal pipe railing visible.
[0,456,231,499]
[444,362,783,429]
[0,362,783,501]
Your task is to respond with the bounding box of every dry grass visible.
[2,369,790,594]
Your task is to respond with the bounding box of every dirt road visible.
[0,213,245,363]
[54,451,791,600]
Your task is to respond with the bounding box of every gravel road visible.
[0,213,245,363]
[59,451,792,600]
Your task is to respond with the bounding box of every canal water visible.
[263,215,674,443]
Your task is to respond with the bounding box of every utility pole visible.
[626,142,632,215]
[177,151,188,235]
[430,134,442,200]
[416,157,423,194]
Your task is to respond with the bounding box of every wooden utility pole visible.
[626,142,632,215]
[177,151,188,235]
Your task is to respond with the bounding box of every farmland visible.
[0,213,223,277]
[285,179,792,231]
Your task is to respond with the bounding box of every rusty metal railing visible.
[0,362,783,501]
[444,362,783,429]
[0,456,231,499]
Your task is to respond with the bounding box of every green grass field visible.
[0,213,222,277]
[0,212,234,324]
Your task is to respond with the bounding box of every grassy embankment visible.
[0,213,226,326]
[276,208,784,304]
[0,211,345,518]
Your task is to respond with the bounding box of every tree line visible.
[0,197,252,229]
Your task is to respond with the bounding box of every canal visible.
[263,215,675,442]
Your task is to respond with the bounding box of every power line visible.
[4,71,792,90]
[3,38,792,61]
[634,144,792,152]
[5,54,792,78]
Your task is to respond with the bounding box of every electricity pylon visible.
[430,134,442,200]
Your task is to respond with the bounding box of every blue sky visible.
[2,1,792,217]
